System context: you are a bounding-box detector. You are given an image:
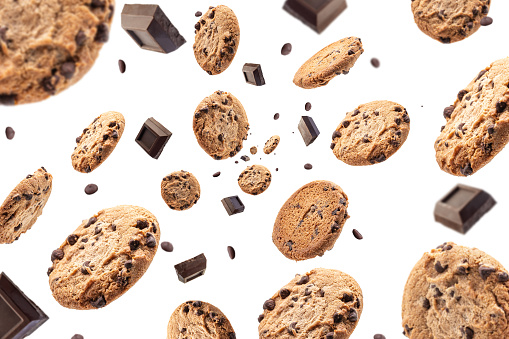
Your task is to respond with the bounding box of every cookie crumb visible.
[250,146,257,155]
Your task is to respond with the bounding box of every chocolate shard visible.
[121,4,186,53]
[0,272,48,339]
[242,63,266,86]
[174,253,207,283]
[221,196,245,216]
[135,117,172,159]
[283,0,348,33]
[434,184,496,234]
[298,116,320,146]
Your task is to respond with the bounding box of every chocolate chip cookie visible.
[411,0,490,44]
[435,57,509,176]
[0,168,52,244]
[167,300,236,339]
[258,268,363,339]
[193,5,240,75]
[238,165,272,195]
[48,205,160,310]
[71,111,125,173]
[161,171,201,211]
[272,180,349,261]
[193,90,249,160]
[293,37,363,89]
[331,101,410,166]
[0,0,114,106]
[263,135,280,155]
[402,242,509,338]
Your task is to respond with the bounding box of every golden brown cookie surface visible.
[161,171,200,211]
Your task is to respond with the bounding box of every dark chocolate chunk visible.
[296,275,309,285]
[242,63,266,86]
[51,249,64,262]
[145,234,157,247]
[304,163,313,170]
[333,312,343,323]
[0,94,17,106]
[121,4,186,53]
[496,101,507,113]
[161,241,174,252]
[443,105,455,119]
[435,261,448,273]
[422,298,430,309]
[174,253,207,283]
[118,59,126,73]
[348,309,358,322]
[258,314,264,323]
[90,295,106,308]
[263,299,275,311]
[279,288,290,299]
[85,217,97,228]
[67,234,79,246]
[434,184,496,234]
[479,266,496,280]
[195,11,202,17]
[274,113,280,120]
[5,127,15,140]
[60,62,76,79]
[213,171,221,177]
[227,246,235,259]
[281,43,292,55]
[352,229,363,239]
[124,260,133,269]
[481,16,493,26]
[129,239,140,251]
[221,196,245,216]
[135,117,172,159]
[283,0,347,33]
[298,116,320,146]
[84,184,98,195]
[94,23,109,42]
[305,102,312,111]
[371,58,380,68]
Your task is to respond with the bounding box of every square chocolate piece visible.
[298,116,320,146]
[242,63,266,86]
[221,196,245,216]
[174,254,207,283]
[121,4,186,53]
[135,117,172,159]
[434,184,496,234]
[0,272,48,339]
[283,0,348,33]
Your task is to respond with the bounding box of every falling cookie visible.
[258,268,363,339]
[264,135,280,155]
[331,100,410,166]
[48,205,160,310]
[435,57,509,176]
[161,171,201,211]
[272,180,349,261]
[0,168,52,244]
[193,5,240,75]
[402,242,509,338]
[238,165,272,195]
[293,37,363,89]
[71,111,125,173]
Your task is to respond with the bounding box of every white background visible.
[1,0,509,338]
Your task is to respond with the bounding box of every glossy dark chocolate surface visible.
[135,117,172,159]
[283,0,348,33]
[221,196,245,216]
[174,254,207,283]
[298,116,320,146]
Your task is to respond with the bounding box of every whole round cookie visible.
[258,268,363,339]
[272,180,349,261]
[161,171,201,211]
[263,135,280,155]
[193,5,240,75]
[71,111,125,173]
[0,167,52,244]
[193,90,249,160]
[0,0,114,106]
[293,37,363,89]
[331,100,410,166]
[48,205,160,310]
[238,165,272,195]
[435,57,509,176]
[167,300,236,339]
[411,0,490,44]
[402,242,509,338]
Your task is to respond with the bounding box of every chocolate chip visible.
[41,75,60,94]
[51,249,64,261]
[402,113,410,123]
[229,333,236,339]
[460,162,473,176]
[22,193,32,200]
[476,70,487,81]
[305,102,312,111]
[342,293,354,302]
[496,101,507,113]
[161,241,173,252]
[67,234,78,246]
[85,217,97,228]
[136,220,148,229]
[304,163,312,170]
[193,300,202,307]
[227,246,235,259]
[333,312,343,323]
[274,113,280,120]
[395,117,401,125]
[296,275,309,285]
[47,267,54,276]
[183,305,189,313]
[457,266,467,275]
[332,131,341,139]
[60,62,76,79]
[481,16,493,26]
[458,89,468,101]
[118,59,126,73]
[71,334,84,339]
[281,43,292,56]
[279,288,290,299]
[129,239,140,251]
[479,265,496,280]
[212,171,221,177]
[488,124,495,134]
[90,295,106,308]
[263,299,275,311]
[94,23,109,42]
[81,261,91,274]
[348,309,358,322]
[435,261,448,273]
[5,127,15,140]
[258,314,264,323]
[124,260,133,269]
[497,272,509,282]
[463,327,474,339]
[195,11,202,17]
[423,298,430,309]
[84,184,98,195]
[352,229,363,240]
[145,234,157,248]
[440,37,451,43]
[342,121,350,128]
[443,105,455,119]
[75,30,87,46]
[371,58,380,68]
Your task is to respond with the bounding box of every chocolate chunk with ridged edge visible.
[221,196,245,216]
[243,63,266,86]
[174,253,207,283]
[135,117,172,159]
[298,116,320,146]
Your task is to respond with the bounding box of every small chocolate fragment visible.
[174,253,207,283]
[242,63,266,86]
[305,102,312,111]
[5,127,15,140]
[374,335,386,339]
[281,43,292,55]
[161,241,173,252]
[0,272,48,338]
[352,229,363,239]
[118,59,126,73]
[84,184,98,195]
[221,196,245,216]
[298,116,320,146]
[274,113,280,120]
[121,4,186,53]
[72,335,84,339]
[434,184,496,234]
[227,246,235,259]
[283,0,348,33]
[195,11,202,17]
[212,171,221,177]
[371,58,380,68]
[480,17,493,26]
[135,117,172,159]
[304,163,313,170]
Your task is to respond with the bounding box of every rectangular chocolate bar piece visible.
[434,184,496,234]
[174,254,207,283]
[0,272,48,339]
[298,116,320,146]
[221,196,245,216]
[242,63,266,86]
[135,117,172,159]
[283,0,348,33]
[121,4,186,53]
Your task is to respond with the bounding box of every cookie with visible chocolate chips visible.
[238,165,272,195]
[435,57,509,176]
[161,170,201,211]
[293,37,363,89]
[193,90,249,160]
[193,5,240,75]
[71,111,125,173]
[272,180,349,261]
[167,300,236,339]
[263,135,280,155]
[411,0,490,44]
[402,242,509,338]
[0,0,114,105]
[258,268,363,339]
[331,100,410,166]
[0,168,53,244]
[48,205,160,310]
